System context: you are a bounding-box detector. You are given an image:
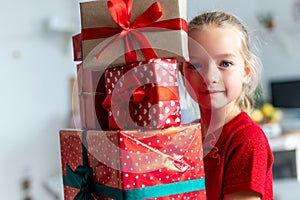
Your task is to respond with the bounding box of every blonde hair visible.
[188,11,262,114]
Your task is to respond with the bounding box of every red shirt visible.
[203,112,274,200]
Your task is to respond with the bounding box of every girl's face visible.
[183,25,251,111]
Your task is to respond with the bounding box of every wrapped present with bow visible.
[102,58,181,130]
[77,0,188,70]
[77,63,108,130]
[59,123,206,199]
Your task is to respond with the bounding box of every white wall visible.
[0,0,79,199]
[1,0,300,199]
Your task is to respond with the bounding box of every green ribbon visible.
[63,164,205,199]
[121,178,206,199]
[62,130,206,199]
[63,165,94,200]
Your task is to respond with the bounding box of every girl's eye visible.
[219,61,233,68]
[187,63,202,69]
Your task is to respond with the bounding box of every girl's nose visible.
[201,62,220,84]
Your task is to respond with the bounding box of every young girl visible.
[180,11,274,199]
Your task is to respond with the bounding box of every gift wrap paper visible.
[77,63,108,130]
[60,123,206,199]
[103,58,181,130]
[72,33,82,62]
[79,0,188,70]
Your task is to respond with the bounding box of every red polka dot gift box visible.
[102,58,181,130]
[59,123,206,199]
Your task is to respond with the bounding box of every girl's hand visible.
[224,190,261,200]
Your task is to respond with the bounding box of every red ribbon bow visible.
[102,71,147,129]
[81,0,187,63]
[102,67,180,129]
[102,70,146,110]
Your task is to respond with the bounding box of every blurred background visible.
[1,0,300,199]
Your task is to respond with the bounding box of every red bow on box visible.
[81,0,187,63]
[102,69,179,129]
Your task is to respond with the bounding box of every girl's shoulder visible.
[223,112,267,142]
[229,113,271,150]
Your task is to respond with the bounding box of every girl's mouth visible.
[200,90,224,95]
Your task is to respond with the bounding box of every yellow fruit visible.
[269,109,283,123]
[251,109,264,123]
[261,103,275,117]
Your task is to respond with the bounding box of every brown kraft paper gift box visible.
[79,0,188,70]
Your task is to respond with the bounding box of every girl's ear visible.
[243,64,252,84]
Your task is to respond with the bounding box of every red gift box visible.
[77,63,108,130]
[59,123,206,199]
[102,58,181,130]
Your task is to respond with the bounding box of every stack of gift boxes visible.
[59,0,206,199]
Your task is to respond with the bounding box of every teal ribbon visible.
[62,130,206,199]
[63,164,205,199]
[120,178,206,199]
[63,165,94,200]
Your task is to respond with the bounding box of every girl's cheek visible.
[190,73,204,86]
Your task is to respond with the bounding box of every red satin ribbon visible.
[102,88,145,110]
[102,85,179,110]
[102,65,179,110]
[81,0,188,63]
[102,69,145,110]
[102,84,179,129]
